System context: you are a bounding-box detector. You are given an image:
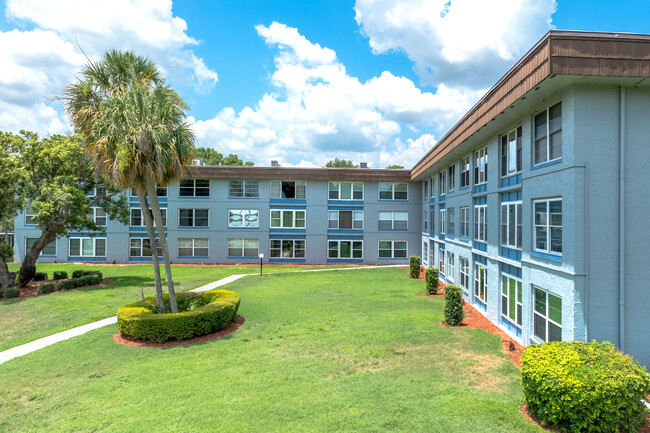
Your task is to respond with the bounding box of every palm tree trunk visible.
[146,182,177,314]
[137,192,164,313]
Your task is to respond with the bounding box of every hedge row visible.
[37,282,56,294]
[57,275,102,291]
[72,270,103,280]
[117,290,241,343]
[53,271,68,280]
[521,341,650,433]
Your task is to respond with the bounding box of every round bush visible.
[37,282,56,294]
[521,341,650,433]
[33,272,48,282]
[3,287,20,299]
[53,271,68,280]
[117,290,241,343]
[57,279,75,291]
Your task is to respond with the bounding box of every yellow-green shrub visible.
[117,290,240,343]
[521,341,650,433]
[425,267,439,294]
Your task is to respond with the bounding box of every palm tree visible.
[63,50,195,313]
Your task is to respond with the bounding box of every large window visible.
[474,205,487,242]
[447,252,455,282]
[25,208,37,225]
[228,209,259,228]
[422,241,428,264]
[328,240,363,259]
[130,208,167,227]
[271,181,306,199]
[501,126,522,176]
[534,199,562,254]
[25,237,57,256]
[179,209,209,227]
[447,207,455,236]
[328,210,363,229]
[378,241,407,258]
[439,208,446,235]
[533,287,562,342]
[423,210,428,232]
[378,211,408,230]
[439,249,445,274]
[501,202,522,249]
[378,183,408,200]
[474,263,487,303]
[329,182,363,200]
[459,257,469,293]
[423,180,428,199]
[178,238,209,257]
[270,239,305,258]
[270,209,306,228]
[474,146,488,185]
[501,275,522,327]
[179,179,210,197]
[534,102,562,165]
[430,177,435,198]
[460,206,469,238]
[90,208,107,226]
[228,239,259,257]
[438,171,446,196]
[448,165,455,192]
[69,237,106,257]
[460,155,471,188]
[228,180,259,198]
[129,238,162,257]
[430,209,435,235]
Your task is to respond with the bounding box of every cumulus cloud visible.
[355,0,556,87]
[192,22,480,168]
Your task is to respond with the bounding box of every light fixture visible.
[259,253,264,276]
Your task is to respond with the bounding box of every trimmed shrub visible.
[37,282,56,294]
[521,341,650,433]
[72,270,103,280]
[3,287,20,298]
[33,272,48,282]
[83,275,102,286]
[53,271,68,280]
[409,256,421,278]
[0,243,13,261]
[57,279,76,291]
[117,290,241,343]
[444,284,465,326]
[72,277,87,288]
[425,267,439,295]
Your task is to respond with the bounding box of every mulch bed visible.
[113,315,245,348]
[0,278,114,301]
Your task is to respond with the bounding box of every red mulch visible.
[113,315,245,348]
[1,278,114,301]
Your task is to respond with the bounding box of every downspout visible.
[584,163,589,341]
[618,86,626,352]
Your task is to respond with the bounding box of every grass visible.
[0,267,540,432]
[0,262,363,352]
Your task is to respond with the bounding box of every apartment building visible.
[13,30,650,366]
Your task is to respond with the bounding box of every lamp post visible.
[259,253,264,276]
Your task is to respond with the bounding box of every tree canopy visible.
[195,147,254,166]
[385,165,404,169]
[325,158,358,168]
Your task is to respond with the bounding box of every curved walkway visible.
[0,265,400,366]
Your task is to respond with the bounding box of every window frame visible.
[328,182,363,201]
[25,237,57,256]
[328,240,363,259]
[179,178,210,197]
[533,102,562,166]
[501,126,523,177]
[438,171,446,196]
[328,210,363,230]
[378,182,408,200]
[378,211,408,230]
[533,198,562,255]
[474,263,488,303]
[270,239,306,259]
[501,274,523,327]
[228,209,259,228]
[460,206,469,238]
[501,201,522,249]
[439,208,446,235]
[447,251,455,282]
[474,146,488,185]
[227,238,259,257]
[439,248,445,274]
[447,164,455,192]
[474,204,487,242]
[460,155,471,188]
[177,238,209,257]
[129,237,162,257]
[459,257,469,293]
[25,208,37,225]
[178,208,210,228]
[131,186,166,197]
[228,180,260,198]
[378,240,408,259]
[533,286,562,342]
[69,237,106,257]
[447,207,455,237]
[90,207,107,226]
[130,208,167,227]
[271,181,307,199]
[270,209,306,229]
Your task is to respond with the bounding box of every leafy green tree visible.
[385,165,404,169]
[194,147,254,166]
[325,158,358,168]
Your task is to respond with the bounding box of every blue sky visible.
[1,0,649,167]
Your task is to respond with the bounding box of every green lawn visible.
[0,267,539,432]
[0,263,363,352]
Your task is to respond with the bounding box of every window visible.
[423,241,428,264]
[534,102,562,165]
[474,205,487,242]
[430,177,435,198]
[178,238,209,257]
[460,155,471,188]
[25,208,37,225]
[228,239,259,257]
[447,252,455,282]
[378,241,407,258]
[328,240,363,259]
[438,171,446,196]
[439,208,446,235]
[129,238,162,257]
[270,209,306,228]
[474,146,488,185]
[460,206,469,238]
[378,183,408,200]
[448,165,455,192]
[89,186,106,197]
[430,209,435,235]
[501,275,523,327]
[423,180,428,199]
[69,237,106,257]
[501,202,522,249]
[228,180,259,198]
[25,237,56,256]
[459,257,469,293]
[179,179,210,197]
[447,207,455,236]
[423,210,428,232]
[439,249,445,274]
[329,210,363,229]
[131,186,166,197]
[501,126,522,176]
[270,239,305,258]
[533,287,562,342]
[179,209,209,227]
[90,208,107,226]
[271,181,306,199]
[378,211,408,230]
[474,263,487,303]
[130,208,166,227]
[534,199,562,254]
[329,182,363,200]
[228,210,259,228]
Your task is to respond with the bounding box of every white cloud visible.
[355,0,556,87]
[192,22,479,168]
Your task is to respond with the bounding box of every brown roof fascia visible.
[184,165,412,182]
